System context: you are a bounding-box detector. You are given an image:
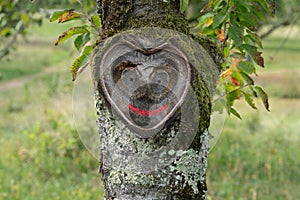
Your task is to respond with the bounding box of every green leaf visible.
[55,26,88,46]
[71,45,94,81]
[238,61,256,74]
[226,90,240,107]
[223,43,230,57]
[216,0,226,8]
[249,85,258,97]
[243,91,257,109]
[241,44,257,58]
[239,12,258,28]
[246,30,262,48]
[225,84,240,107]
[197,13,214,22]
[201,26,215,35]
[240,71,254,85]
[180,0,189,13]
[228,22,243,46]
[91,15,101,29]
[49,9,72,22]
[230,107,242,119]
[212,12,226,29]
[258,0,273,16]
[254,86,270,111]
[74,33,90,51]
[252,7,265,21]
[196,13,214,28]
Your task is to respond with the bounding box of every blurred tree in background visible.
[259,0,300,38]
[0,0,96,59]
[187,0,300,38]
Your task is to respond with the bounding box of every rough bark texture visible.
[93,1,221,199]
[96,0,223,67]
[97,0,189,37]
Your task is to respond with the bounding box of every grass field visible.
[0,22,299,200]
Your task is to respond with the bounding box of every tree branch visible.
[77,0,102,36]
[0,33,19,60]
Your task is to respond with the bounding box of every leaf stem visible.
[213,83,250,103]
[76,0,102,36]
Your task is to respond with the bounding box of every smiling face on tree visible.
[96,35,191,138]
[92,28,219,139]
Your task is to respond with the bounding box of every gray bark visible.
[92,1,221,199]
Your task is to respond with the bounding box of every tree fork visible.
[94,0,220,199]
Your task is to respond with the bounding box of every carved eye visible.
[151,70,169,87]
[121,69,140,91]
[111,61,142,95]
[113,61,137,84]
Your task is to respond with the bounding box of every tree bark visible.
[97,0,189,37]
[93,1,221,199]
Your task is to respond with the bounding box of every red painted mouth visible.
[128,104,167,117]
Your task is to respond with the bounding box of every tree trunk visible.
[92,1,221,199]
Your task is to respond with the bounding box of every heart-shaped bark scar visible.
[92,28,218,138]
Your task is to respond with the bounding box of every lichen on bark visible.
[94,88,209,199]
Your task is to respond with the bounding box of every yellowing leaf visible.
[71,45,94,81]
[233,57,241,67]
[196,13,214,28]
[21,13,29,26]
[49,10,70,22]
[55,26,88,46]
[215,29,225,41]
[206,17,214,27]
[229,75,240,87]
[220,65,233,78]
[254,52,265,68]
[58,10,83,23]
[1,27,10,37]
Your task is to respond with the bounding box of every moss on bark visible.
[98,0,188,37]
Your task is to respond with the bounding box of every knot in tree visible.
[92,1,220,199]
